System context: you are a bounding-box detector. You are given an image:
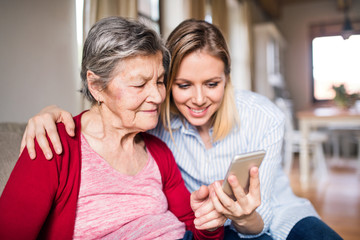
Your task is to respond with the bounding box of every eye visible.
[206,82,219,88]
[133,80,146,88]
[177,83,190,89]
[157,77,165,85]
[134,83,146,88]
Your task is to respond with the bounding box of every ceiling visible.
[255,0,351,20]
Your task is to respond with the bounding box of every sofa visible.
[0,122,26,195]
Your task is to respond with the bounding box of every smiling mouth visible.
[190,107,208,113]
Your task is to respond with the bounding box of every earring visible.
[97,99,101,106]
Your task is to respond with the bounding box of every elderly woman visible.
[0,17,224,239]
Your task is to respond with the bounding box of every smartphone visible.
[222,150,266,200]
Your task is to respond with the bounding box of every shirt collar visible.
[171,115,217,144]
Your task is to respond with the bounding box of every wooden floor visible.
[289,156,360,240]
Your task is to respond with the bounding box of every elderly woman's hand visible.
[210,167,264,235]
[190,185,227,231]
[20,105,75,160]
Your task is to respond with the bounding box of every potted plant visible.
[332,84,359,109]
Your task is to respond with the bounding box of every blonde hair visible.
[161,19,239,142]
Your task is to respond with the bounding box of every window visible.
[137,0,160,34]
[312,35,360,101]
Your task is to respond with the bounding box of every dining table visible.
[296,105,360,189]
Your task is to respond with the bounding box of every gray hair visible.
[80,16,170,104]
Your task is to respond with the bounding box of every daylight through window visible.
[312,34,360,101]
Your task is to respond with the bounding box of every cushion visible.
[0,122,26,195]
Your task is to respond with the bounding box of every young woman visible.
[19,19,342,240]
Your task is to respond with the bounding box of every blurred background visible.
[0,0,360,239]
[1,0,359,121]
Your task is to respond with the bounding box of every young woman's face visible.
[100,52,166,132]
[171,50,226,131]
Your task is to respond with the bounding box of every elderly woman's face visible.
[101,52,165,131]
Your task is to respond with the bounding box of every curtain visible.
[189,0,206,20]
[83,0,138,42]
[211,0,229,42]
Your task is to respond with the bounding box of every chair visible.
[328,126,360,175]
[275,98,329,178]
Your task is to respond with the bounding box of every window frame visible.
[309,19,360,103]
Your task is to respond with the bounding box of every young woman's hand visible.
[210,167,264,235]
[20,105,75,160]
[190,185,227,231]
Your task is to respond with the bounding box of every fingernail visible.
[56,147,62,154]
[30,153,35,159]
[229,175,236,183]
[46,152,52,160]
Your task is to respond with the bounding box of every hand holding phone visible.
[222,150,265,200]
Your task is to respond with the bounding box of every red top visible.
[0,112,223,240]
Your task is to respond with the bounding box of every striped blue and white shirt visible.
[149,89,318,240]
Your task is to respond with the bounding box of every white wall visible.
[276,1,360,111]
[0,0,80,123]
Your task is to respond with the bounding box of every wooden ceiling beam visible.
[256,0,282,19]
[256,0,339,20]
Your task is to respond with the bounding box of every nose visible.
[148,82,165,104]
[192,86,206,106]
